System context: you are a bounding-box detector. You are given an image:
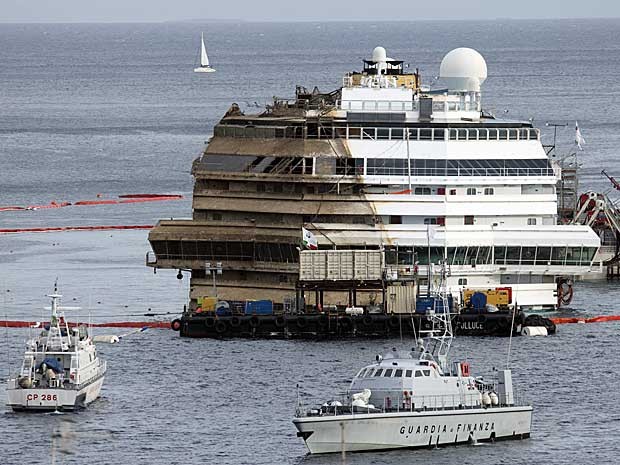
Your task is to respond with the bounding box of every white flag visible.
[575,121,585,151]
[302,227,318,250]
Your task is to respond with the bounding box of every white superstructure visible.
[315,46,601,310]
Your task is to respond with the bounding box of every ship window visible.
[384,369,393,377]
[566,246,582,265]
[377,128,390,140]
[494,246,507,265]
[477,246,491,264]
[419,129,433,140]
[535,246,551,265]
[464,216,474,225]
[374,369,384,377]
[551,246,567,265]
[498,129,508,140]
[466,188,476,196]
[423,370,431,376]
[521,247,536,265]
[453,247,468,265]
[405,369,413,377]
[488,128,498,140]
[449,129,458,140]
[458,278,468,286]
[581,247,597,265]
[506,246,522,264]
[527,218,537,225]
[336,158,364,176]
[395,369,403,377]
[414,370,423,378]
[414,187,431,195]
[484,187,494,195]
[390,216,402,225]
[423,218,438,225]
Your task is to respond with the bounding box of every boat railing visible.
[296,388,528,418]
[213,124,541,142]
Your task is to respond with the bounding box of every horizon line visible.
[1,16,619,24]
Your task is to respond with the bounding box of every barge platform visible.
[171,312,556,339]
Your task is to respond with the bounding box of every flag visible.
[575,121,585,151]
[302,227,318,250]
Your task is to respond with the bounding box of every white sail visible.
[200,33,209,67]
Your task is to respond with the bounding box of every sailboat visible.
[194,33,215,73]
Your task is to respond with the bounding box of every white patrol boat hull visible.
[7,375,105,412]
[294,406,532,454]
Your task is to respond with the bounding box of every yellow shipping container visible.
[463,289,510,307]
[197,296,217,311]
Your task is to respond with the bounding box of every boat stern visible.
[6,387,81,412]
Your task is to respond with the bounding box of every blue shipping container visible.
[244,300,274,315]
[415,296,453,314]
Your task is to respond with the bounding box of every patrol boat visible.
[293,264,532,454]
[6,289,107,411]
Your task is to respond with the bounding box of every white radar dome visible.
[372,46,387,62]
[439,47,487,92]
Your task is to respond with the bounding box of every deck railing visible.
[213,124,541,142]
[296,387,528,418]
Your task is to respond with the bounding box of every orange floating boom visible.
[550,315,620,324]
[1,320,170,329]
[0,225,153,234]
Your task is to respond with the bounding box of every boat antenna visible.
[3,282,12,378]
[506,271,522,368]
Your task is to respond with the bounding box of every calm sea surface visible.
[1,20,620,464]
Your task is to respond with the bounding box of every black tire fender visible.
[215,320,227,334]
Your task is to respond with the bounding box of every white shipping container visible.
[327,250,354,280]
[387,284,417,314]
[300,250,384,281]
[353,250,383,280]
[299,251,327,280]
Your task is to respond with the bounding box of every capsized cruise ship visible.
[147,46,601,311]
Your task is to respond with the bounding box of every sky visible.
[2,0,620,22]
